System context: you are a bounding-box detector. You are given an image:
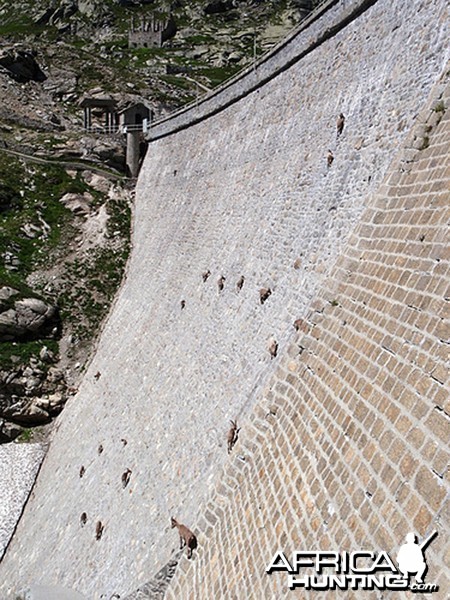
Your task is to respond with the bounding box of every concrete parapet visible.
[146,0,377,141]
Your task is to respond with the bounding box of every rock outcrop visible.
[0,286,62,431]
[204,0,234,15]
[0,288,60,342]
[0,50,47,83]
[0,183,21,213]
[0,351,68,433]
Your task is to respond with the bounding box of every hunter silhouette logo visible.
[266,530,440,592]
[396,530,438,589]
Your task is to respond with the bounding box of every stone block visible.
[415,466,446,511]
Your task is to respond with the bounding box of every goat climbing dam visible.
[1,0,449,598]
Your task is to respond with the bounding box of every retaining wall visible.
[0,0,448,598]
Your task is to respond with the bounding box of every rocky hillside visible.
[0,152,133,442]
[0,0,317,442]
[0,1,316,117]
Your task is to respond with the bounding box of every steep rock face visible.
[34,0,107,26]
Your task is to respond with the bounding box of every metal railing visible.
[84,122,149,135]
[84,125,120,135]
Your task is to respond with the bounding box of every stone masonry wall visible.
[165,68,450,600]
[0,1,448,598]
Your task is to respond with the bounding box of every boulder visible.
[0,356,66,426]
[43,68,78,101]
[3,252,21,271]
[82,173,112,194]
[0,289,61,342]
[0,419,24,443]
[0,287,19,307]
[35,392,66,416]
[2,401,50,425]
[59,192,94,215]
[77,0,100,17]
[0,50,47,83]
[46,367,65,385]
[0,182,21,213]
[228,51,243,63]
[39,346,55,363]
[204,0,234,15]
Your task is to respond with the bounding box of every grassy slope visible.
[0,0,310,98]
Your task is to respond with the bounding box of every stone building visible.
[118,102,153,131]
[79,94,118,133]
[80,95,153,134]
[128,15,176,49]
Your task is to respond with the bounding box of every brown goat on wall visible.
[327,149,334,167]
[337,113,345,136]
[171,517,197,558]
[259,287,272,304]
[122,469,132,489]
[268,337,278,359]
[95,521,104,540]
[227,419,240,454]
[293,318,303,331]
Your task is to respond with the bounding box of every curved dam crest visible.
[0,0,448,598]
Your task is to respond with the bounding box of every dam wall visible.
[166,68,450,600]
[0,0,448,598]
